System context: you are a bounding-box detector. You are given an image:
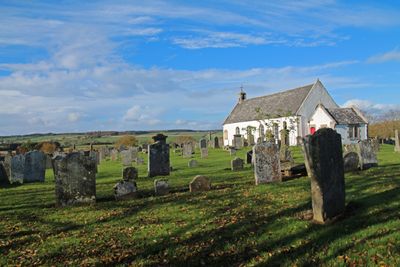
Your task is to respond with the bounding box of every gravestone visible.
[154,179,169,196]
[246,150,253,165]
[357,140,378,170]
[280,129,289,147]
[53,152,97,206]
[10,154,24,184]
[148,134,170,177]
[232,134,243,149]
[120,150,133,167]
[188,159,198,168]
[0,162,9,185]
[182,143,193,158]
[189,175,211,192]
[395,130,400,152]
[114,180,138,200]
[253,142,281,184]
[200,148,208,158]
[123,167,138,181]
[248,133,255,146]
[24,150,46,182]
[199,139,207,149]
[130,147,139,162]
[229,148,236,156]
[3,154,11,183]
[302,128,345,224]
[231,157,244,171]
[256,137,264,144]
[213,136,220,149]
[343,152,359,173]
[111,149,118,161]
[279,145,294,163]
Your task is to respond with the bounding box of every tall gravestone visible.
[253,142,281,184]
[3,154,11,183]
[200,148,208,158]
[213,136,220,149]
[232,134,243,149]
[148,134,170,177]
[302,128,345,224]
[395,130,400,152]
[248,133,255,146]
[120,150,133,167]
[11,154,24,184]
[357,140,378,170]
[24,150,46,182]
[53,152,97,206]
[0,161,9,185]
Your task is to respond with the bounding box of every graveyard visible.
[0,136,399,266]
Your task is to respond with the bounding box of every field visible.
[0,145,399,266]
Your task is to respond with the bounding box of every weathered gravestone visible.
[129,147,139,162]
[24,150,46,182]
[232,134,243,149]
[10,154,24,184]
[231,157,244,171]
[148,134,170,177]
[114,180,138,200]
[229,148,236,156]
[343,152,359,173]
[357,140,378,170]
[154,179,169,196]
[189,175,211,192]
[182,143,193,158]
[123,167,138,181]
[53,152,97,206]
[248,133,255,146]
[199,138,207,149]
[3,154,11,183]
[280,129,289,147]
[200,148,208,158]
[253,142,281,184]
[213,136,220,149]
[188,159,198,168]
[302,128,345,224]
[111,149,118,161]
[395,130,400,152]
[280,145,294,163]
[120,150,133,167]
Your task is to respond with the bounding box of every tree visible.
[115,135,138,149]
[175,135,195,145]
[37,142,58,154]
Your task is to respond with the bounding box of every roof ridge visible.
[245,83,315,102]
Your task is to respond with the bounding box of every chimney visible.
[238,85,246,104]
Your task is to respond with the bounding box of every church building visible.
[222,80,368,146]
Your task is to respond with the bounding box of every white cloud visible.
[367,48,400,64]
[342,99,400,115]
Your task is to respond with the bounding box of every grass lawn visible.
[0,145,399,266]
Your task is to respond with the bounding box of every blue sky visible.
[0,0,399,135]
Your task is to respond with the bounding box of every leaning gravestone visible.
[213,136,220,149]
[302,128,345,224]
[199,138,207,149]
[24,150,46,183]
[189,175,211,192]
[343,152,359,173]
[231,157,244,171]
[154,179,169,196]
[182,143,193,158]
[200,148,208,158]
[53,152,97,206]
[188,159,198,168]
[395,130,400,152]
[10,154,24,184]
[253,142,281,184]
[148,134,170,177]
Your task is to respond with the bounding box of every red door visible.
[310,127,316,135]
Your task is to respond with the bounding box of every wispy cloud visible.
[367,48,400,63]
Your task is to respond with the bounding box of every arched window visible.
[259,124,265,137]
[235,127,240,135]
[223,130,228,140]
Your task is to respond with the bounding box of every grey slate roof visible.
[223,83,314,125]
[326,108,367,124]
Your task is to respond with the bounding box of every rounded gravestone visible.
[188,159,198,168]
[343,152,360,173]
